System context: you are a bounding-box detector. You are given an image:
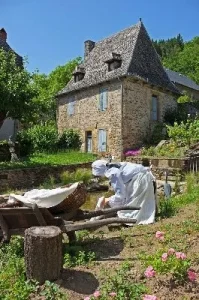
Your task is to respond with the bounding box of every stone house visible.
[0,28,22,140]
[165,68,199,102]
[57,21,180,159]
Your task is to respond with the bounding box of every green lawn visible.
[0,151,97,169]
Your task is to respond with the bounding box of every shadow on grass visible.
[83,237,124,260]
[60,268,99,294]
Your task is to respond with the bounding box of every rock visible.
[155,140,169,148]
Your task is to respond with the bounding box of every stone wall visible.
[0,162,92,193]
[122,78,177,151]
[57,80,122,158]
[125,156,188,181]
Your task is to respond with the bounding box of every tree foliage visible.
[152,35,199,85]
[0,49,37,126]
[31,57,82,124]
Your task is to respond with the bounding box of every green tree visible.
[163,37,199,85]
[0,49,37,127]
[31,57,82,124]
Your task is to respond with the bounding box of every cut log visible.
[24,226,62,284]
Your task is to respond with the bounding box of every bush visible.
[17,130,32,157]
[28,124,58,152]
[17,126,82,156]
[167,118,199,146]
[58,129,81,150]
[150,123,167,145]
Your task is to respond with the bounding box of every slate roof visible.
[165,68,199,91]
[58,21,179,96]
[0,30,23,66]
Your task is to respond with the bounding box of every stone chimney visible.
[84,40,95,59]
[0,28,7,41]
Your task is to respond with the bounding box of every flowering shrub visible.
[84,262,146,299]
[155,231,165,241]
[140,231,198,283]
[124,149,141,157]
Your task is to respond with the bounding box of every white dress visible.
[104,162,156,225]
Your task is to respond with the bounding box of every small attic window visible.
[73,66,85,82]
[105,53,122,72]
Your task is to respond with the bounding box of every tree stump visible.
[24,226,62,284]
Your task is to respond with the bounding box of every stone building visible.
[0,28,22,140]
[57,21,180,159]
[165,68,199,102]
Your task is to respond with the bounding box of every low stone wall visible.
[0,162,92,193]
[125,156,189,181]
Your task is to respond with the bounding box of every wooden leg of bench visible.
[0,214,10,242]
[66,231,76,244]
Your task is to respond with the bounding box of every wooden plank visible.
[0,207,33,215]
[0,214,10,241]
[32,204,47,226]
[75,206,140,220]
[63,217,137,232]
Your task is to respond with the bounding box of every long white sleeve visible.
[105,168,126,207]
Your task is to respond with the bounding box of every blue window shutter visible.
[99,91,103,111]
[99,88,108,111]
[68,98,75,115]
[98,129,107,152]
[151,96,158,120]
[103,90,108,110]
[102,130,107,151]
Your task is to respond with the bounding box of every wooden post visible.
[24,226,62,284]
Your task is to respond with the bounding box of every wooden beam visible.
[32,204,47,226]
[63,217,137,232]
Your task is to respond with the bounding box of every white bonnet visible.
[91,160,107,176]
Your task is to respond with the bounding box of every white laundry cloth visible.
[9,182,79,208]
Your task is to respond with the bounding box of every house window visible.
[108,60,122,71]
[67,97,75,116]
[98,129,107,152]
[74,73,84,82]
[151,95,158,121]
[99,88,108,111]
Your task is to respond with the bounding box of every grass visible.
[0,151,97,170]
[1,174,199,299]
[0,236,67,300]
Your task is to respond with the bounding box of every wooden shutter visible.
[151,96,158,121]
[99,88,108,111]
[98,129,107,152]
[68,98,75,115]
[102,89,108,110]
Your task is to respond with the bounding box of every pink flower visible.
[175,252,186,260]
[155,231,164,241]
[109,292,117,297]
[84,297,90,300]
[168,248,175,255]
[143,295,158,300]
[187,269,197,282]
[93,290,101,298]
[161,253,168,262]
[144,266,156,278]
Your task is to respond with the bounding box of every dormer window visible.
[105,53,122,72]
[73,66,85,82]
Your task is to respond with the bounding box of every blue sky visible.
[0,0,198,74]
